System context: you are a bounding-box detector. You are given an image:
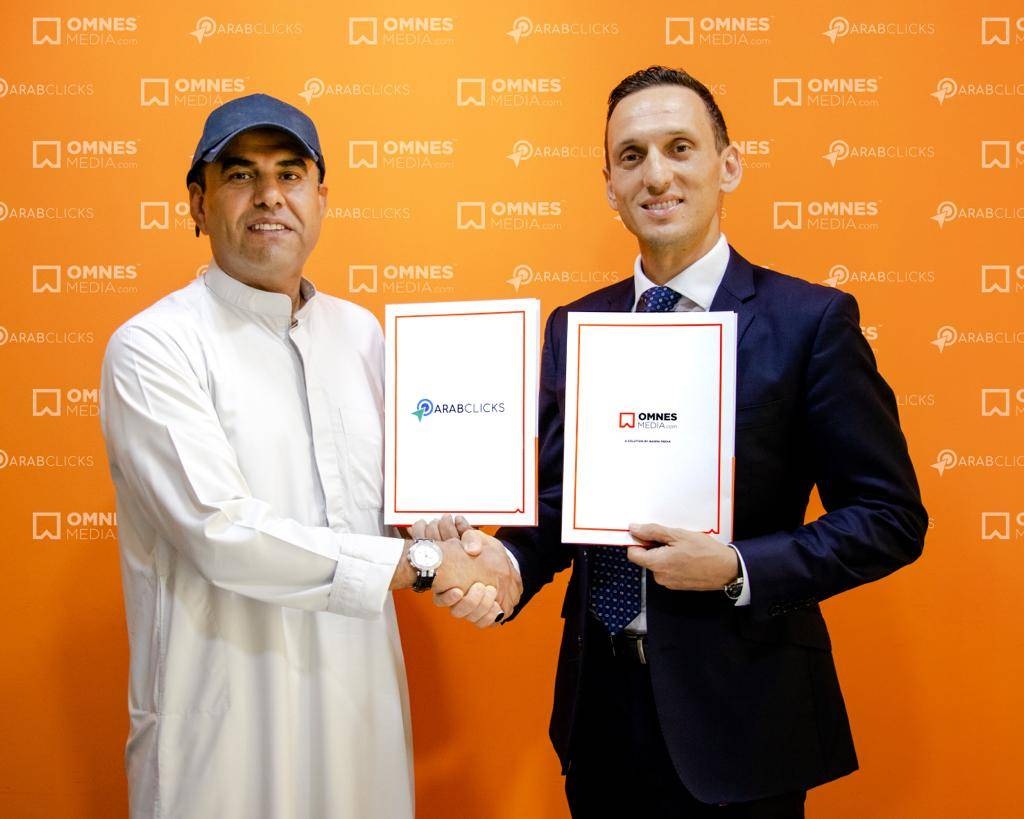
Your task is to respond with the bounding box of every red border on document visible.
[392,310,527,517]
[571,322,724,536]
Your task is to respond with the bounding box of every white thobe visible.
[100,261,413,819]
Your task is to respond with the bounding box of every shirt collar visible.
[632,234,730,311]
[203,259,318,319]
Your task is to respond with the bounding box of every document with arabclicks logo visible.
[562,312,737,545]
[384,299,540,526]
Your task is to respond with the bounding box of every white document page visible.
[562,311,737,545]
[385,299,539,526]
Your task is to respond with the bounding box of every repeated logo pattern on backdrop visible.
[2,3,1021,818]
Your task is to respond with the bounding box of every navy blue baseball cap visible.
[186,93,326,186]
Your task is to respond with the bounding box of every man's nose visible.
[253,175,284,208]
[642,152,672,191]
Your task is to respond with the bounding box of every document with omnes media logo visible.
[562,311,736,545]
[384,299,539,526]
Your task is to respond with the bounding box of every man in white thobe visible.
[100,94,519,819]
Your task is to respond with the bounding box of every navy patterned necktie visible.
[589,285,683,634]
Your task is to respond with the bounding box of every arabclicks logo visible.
[412,398,434,421]
[411,397,505,421]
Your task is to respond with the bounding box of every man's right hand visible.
[409,515,522,627]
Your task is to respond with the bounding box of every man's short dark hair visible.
[605,66,730,166]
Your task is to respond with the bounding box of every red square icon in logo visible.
[619,412,636,429]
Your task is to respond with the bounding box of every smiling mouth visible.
[642,199,683,213]
[248,223,289,232]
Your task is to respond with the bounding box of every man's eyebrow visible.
[217,156,255,171]
[217,156,309,172]
[613,129,692,149]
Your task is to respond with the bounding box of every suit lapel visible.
[710,246,757,347]
[603,278,635,313]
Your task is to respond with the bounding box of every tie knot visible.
[637,285,683,313]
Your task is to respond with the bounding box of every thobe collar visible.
[204,259,318,323]
[632,233,730,311]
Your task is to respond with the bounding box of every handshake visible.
[392,515,523,628]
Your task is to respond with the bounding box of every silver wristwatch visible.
[723,546,745,601]
[407,538,443,593]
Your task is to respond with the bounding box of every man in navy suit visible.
[437,66,926,817]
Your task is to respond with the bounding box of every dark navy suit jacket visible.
[498,248,927,804]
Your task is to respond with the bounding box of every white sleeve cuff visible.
[327,534,406,618]
[503,547,521,577]
[730,544,752,607]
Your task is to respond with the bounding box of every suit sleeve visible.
[735,290,927,615]
[497,307,574,617]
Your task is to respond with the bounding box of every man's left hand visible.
[626,522,738,590]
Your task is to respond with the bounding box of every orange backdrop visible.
[2,1,1023,816]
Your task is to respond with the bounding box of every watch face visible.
[724,578,744,599]
[410,541,442,571]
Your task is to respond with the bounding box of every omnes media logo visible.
[347,263,455,296]
[505,139,602,167]
[456,200,563,231]
[981,512,1024,541]
[505,264,620,293]
[456,76,563,108]
[773,201,880,231]
[31,139,139,170]
[732,139,772,169]
[930,200,1024,227]
[32,16,139,47]
[506,15,619,44]
[822,138,935,167]
[981,264,1024,294]
[347,16,455,46]
[931,76,1024,104]
[822,15,935,43]
[930,324,1024,352]
[189,15,302,43]
[980,139,1024,169]
[0,448,95,470]
[0,326,94,347]
[348,138,455,170]
[0,200,94,222]
[0,79,95,99]
[139,201,195,231]
[31,263,140,296]
[981,17,1024,45]
[410,397,505,422]
[980,388,1024,417]
[617,410,678,429]
[31,511,117,542]
[139,77,247,108]
[930,447,1024,477]
[665,16,771,46]
[298,77,412,104]
[822,263,934,288]
[773,77,880,107]
[31,387,99,417]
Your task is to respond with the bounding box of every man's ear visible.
[604,166,619,212]
[188,181,207,237]
[719,145,742,194]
